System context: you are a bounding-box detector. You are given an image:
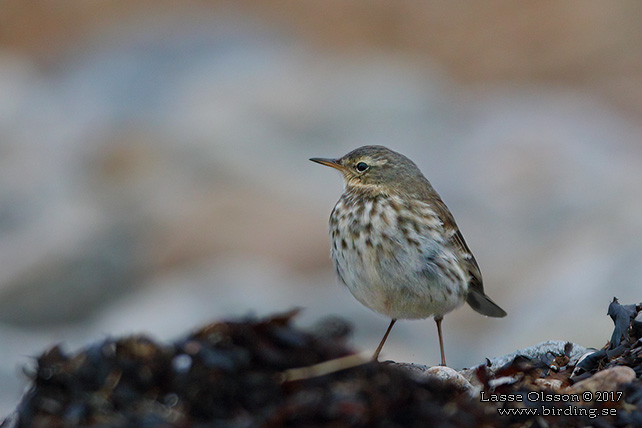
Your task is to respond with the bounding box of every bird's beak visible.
[309,157,344,171]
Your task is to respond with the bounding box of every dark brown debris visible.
[608,297,640,349]
[3,300,642,428]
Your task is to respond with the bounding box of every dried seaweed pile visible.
[3,300,642,428]
[470,298,642,427]
[2,311,495,428]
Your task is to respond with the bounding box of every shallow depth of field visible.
[1,1,642,416]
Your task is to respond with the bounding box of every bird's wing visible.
[431,198,483,288]
[434,199,507,317]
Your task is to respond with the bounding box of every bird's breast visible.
[328,194,468,319]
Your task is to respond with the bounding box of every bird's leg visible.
[372,319,396,361]
[435,316,446,366]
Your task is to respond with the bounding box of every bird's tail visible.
[466,289,507,318]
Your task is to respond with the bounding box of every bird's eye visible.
[356,162,369,172]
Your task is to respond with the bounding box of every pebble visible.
[389,362,475,393]
[569,366,636,395]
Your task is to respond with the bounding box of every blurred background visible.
[1,0,642,415]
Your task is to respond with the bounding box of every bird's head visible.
[310,145,429,197]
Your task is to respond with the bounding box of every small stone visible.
[569,366,636,395]
[424,366,475,393]
[386,362,474,393]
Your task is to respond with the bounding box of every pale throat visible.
[343,178,387,199]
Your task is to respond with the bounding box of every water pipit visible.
[311,145,506,365]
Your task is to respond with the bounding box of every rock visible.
[466,340,589,375]
[570,366,637,395]
[424,366,475,393]
[385,362,475,394]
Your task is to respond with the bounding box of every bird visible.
[310,145,506,365]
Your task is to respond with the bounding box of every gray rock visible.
[466,340,589,374]
[387,362,475,394]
